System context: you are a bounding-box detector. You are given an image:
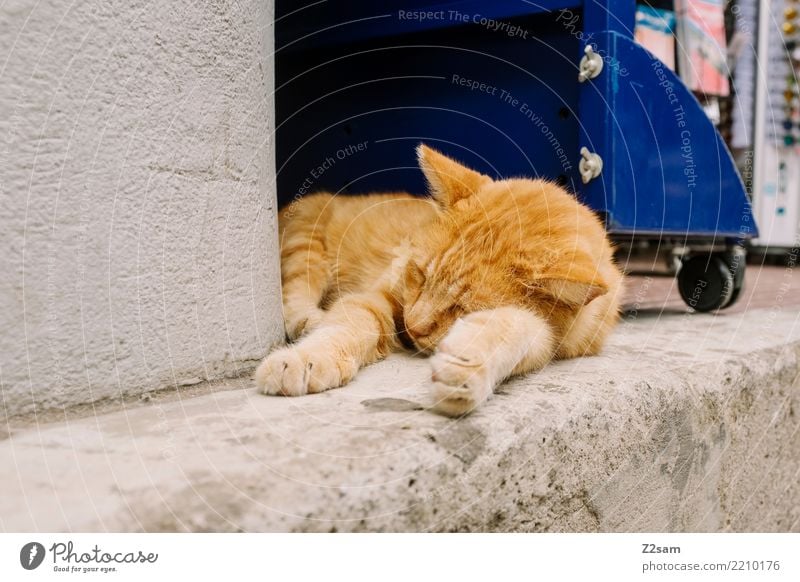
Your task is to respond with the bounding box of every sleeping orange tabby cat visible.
[256,144,623,415]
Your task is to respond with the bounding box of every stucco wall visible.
[0,0,283,417]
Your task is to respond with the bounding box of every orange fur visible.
[256,144,624,415]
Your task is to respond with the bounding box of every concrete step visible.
[2,308,799,532]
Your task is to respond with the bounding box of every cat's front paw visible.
[255,345,354,396]
[429,317,496,416]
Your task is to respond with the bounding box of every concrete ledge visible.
[2,308,799,532]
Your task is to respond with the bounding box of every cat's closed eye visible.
[407,260,426,286]
[445,303,463,320]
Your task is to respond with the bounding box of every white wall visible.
[0,0,283,417]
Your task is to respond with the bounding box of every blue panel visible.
[277,16,582,206]
[276,3,757,240]
[578,32,757,238]
[583,0,635,37]
[277,0,582,51]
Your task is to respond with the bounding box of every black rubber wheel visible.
[721,255,745,310]
[677,255,734,312]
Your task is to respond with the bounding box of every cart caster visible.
[666,246,687,275]
[725,247,746,307]
[677,252,744,312]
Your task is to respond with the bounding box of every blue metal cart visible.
[275,0,758,311]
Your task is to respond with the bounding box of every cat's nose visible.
[406,319,436,339]
[405,302,437,339]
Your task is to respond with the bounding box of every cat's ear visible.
[517,250,609,306]
[417,144,491,206]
